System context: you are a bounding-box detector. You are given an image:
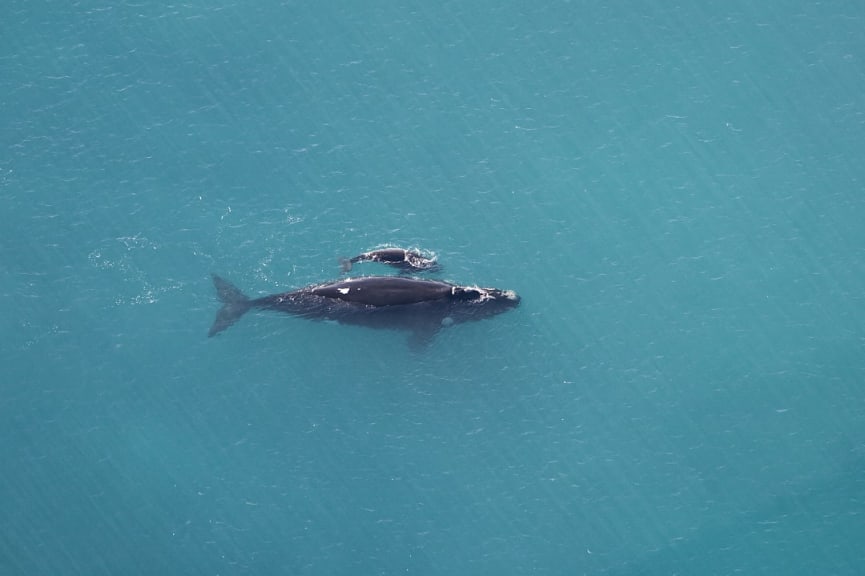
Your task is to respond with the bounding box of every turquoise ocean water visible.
[2,2,864,574]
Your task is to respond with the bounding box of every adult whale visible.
[208,274,519,345]
[339,247,440,273]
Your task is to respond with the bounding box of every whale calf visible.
[339,248,439,273]
[209,274,519,346]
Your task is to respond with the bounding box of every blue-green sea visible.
[2,2,864,574]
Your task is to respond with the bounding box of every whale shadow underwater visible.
[208,274,520,347]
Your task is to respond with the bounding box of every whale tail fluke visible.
[209,274,252,337]
[339,257,354,273]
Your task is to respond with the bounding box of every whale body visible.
[339,248,440,273]
[208,274,519,345]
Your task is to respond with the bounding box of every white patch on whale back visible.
[338,287,350,295]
